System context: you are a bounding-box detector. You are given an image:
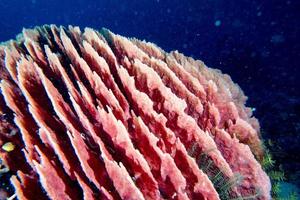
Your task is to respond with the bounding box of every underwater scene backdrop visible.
[0,0,299,199]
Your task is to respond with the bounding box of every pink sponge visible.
[0,25,271,199]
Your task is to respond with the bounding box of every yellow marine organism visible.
[2,142,15,152]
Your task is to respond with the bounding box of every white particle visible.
[257,11,262,16]
[271,34,285,44]
[215,20,221,27]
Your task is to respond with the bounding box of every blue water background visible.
[0,0,299,195]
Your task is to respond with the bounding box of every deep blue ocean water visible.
[0,0,299,198]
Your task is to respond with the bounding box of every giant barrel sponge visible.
[0,25,271,200]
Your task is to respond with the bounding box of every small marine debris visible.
[257,11,262,16]
[215,20,221,27]
[271,34,285,44]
